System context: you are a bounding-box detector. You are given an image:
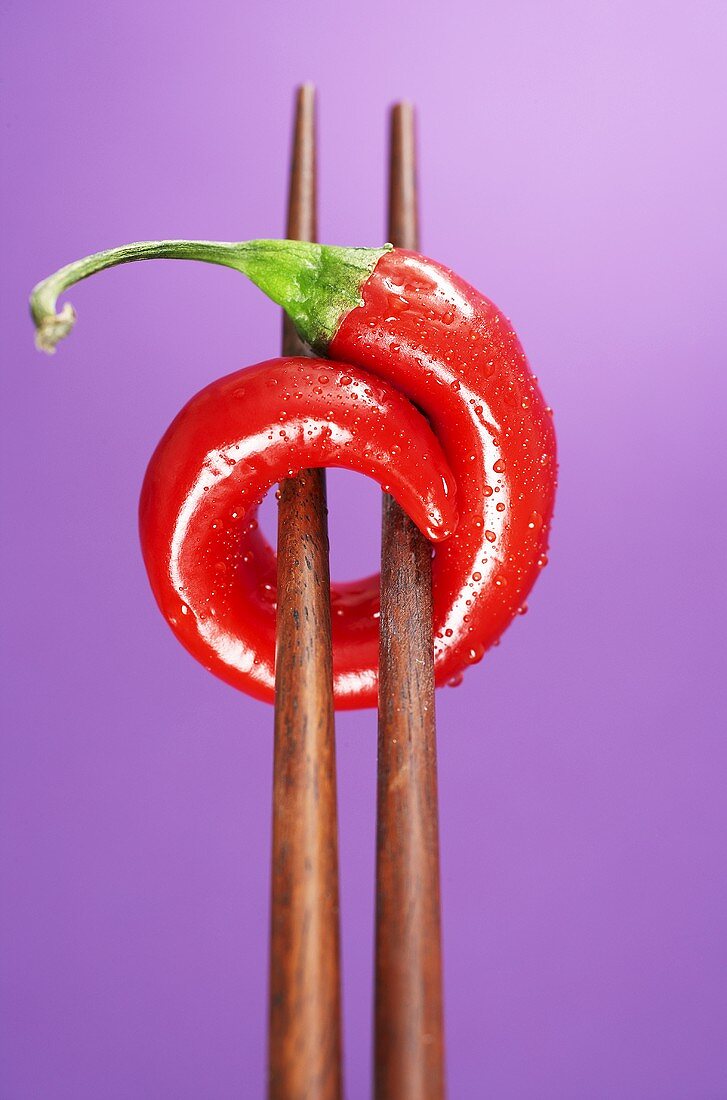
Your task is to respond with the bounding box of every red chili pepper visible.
[138,356,457,704]
[31,239,556,708]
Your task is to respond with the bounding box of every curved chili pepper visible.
[139,356,457,703]
[31,239,556,708]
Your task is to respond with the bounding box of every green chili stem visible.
[30,238,391,354]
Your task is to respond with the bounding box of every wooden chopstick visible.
[374,103,446,1100]
[268,84,343,1100]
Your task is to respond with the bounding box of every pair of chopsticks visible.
[269,86,444,1100]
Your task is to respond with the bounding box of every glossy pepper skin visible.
[31,238,556,709]
[322,248,556,704]
[138,356,457,705]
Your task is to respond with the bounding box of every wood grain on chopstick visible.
[374,102,446,1100]
[268,83,343,1100]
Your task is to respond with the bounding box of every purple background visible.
[2,2,726,1096]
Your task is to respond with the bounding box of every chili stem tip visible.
[34,303,76,354]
